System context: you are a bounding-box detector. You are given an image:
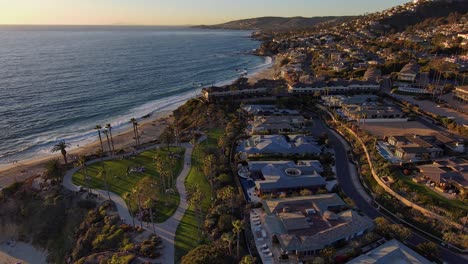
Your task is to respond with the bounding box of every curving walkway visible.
[63,136,206,264]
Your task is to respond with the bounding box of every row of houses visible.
[287,79,381,95]
[237,105,378,263]
[324,94,409,123]
[251,115,306,135]
[202,78,381,102]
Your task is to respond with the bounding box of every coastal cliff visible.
[195,16,351,31]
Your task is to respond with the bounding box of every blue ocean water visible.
[0,26,268,164]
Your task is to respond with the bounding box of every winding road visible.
[63,136,206,264]
[309,115,467,263]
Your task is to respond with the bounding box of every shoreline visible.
[0,55,276,189]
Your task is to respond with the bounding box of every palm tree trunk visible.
[61,150,68,165]
[135,123,140,145]
[105,133,112,157]
[104,172,111,201]
[197,206,202,240]
[149,205,156,233]
[132,122,138,146]
[138,195,143,228]
[236,231,240,260]
[169,158,174,188]
[98,131,104,152]
[109,128,115,154]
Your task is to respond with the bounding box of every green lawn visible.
[174,130,221,263]
[395,172,468,213]
[73,147,185,223]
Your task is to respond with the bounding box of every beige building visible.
[255,194,374,261]
[454,85,468,103]
[348,239,431,264]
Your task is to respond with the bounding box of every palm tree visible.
[105,123,115,154]
[232,219,245,260]
[98,168,111,201]
[154,153,168,192]
[187,184,204,240]
[219,186,235,216]
[95,125,104,152]
[134,120,140,145]
[161,125,176,151]
[102,129,112,157]
[130,118,140,146]
[202,155,216,198]
[51,141,70,165]
[144,198,156,233]
[78,155,91,194]
[123,193,136,227]
[221,232,235,256]
[190,136,199,164]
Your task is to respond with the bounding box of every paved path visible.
[63,136,206,264]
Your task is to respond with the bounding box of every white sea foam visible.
[0,28,272,165]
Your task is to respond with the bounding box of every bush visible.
[217,214,233,233]
[181,244,228,264]
[1,181,23,197]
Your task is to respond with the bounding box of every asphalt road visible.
[309,115,467,263]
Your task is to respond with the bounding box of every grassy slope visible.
[174,130,222,263]
[73,147,185,223]
[395,172,468,212]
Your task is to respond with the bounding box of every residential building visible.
[363,67,382,82]
[348,239,431,264]
[202,85,269,102]
[201,79,283,102]
[242,105,300,116]
[387,134,462,161]
[398,63,420,83]
[322,94,379,107]
[255,194,374,261]
[248,160,325,194]
[417,158,468,190]
[341,104,407,122]
[287,80,380,95]
[251,115,305,134]
[238,135,322,156]
[454,85,468,103]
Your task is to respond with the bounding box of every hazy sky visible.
[0,0,409,25]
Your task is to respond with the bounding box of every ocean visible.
[0,26,269,165]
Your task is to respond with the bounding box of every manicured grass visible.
[73,147,185,223]
[174,130,221,263]
[395,172,468,212]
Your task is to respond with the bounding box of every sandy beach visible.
[0,55,277,190]
[0,111,173,189]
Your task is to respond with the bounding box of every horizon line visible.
[0,24,197,27]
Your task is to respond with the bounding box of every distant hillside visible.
[196,16,351,31]
[377,0,468,32]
